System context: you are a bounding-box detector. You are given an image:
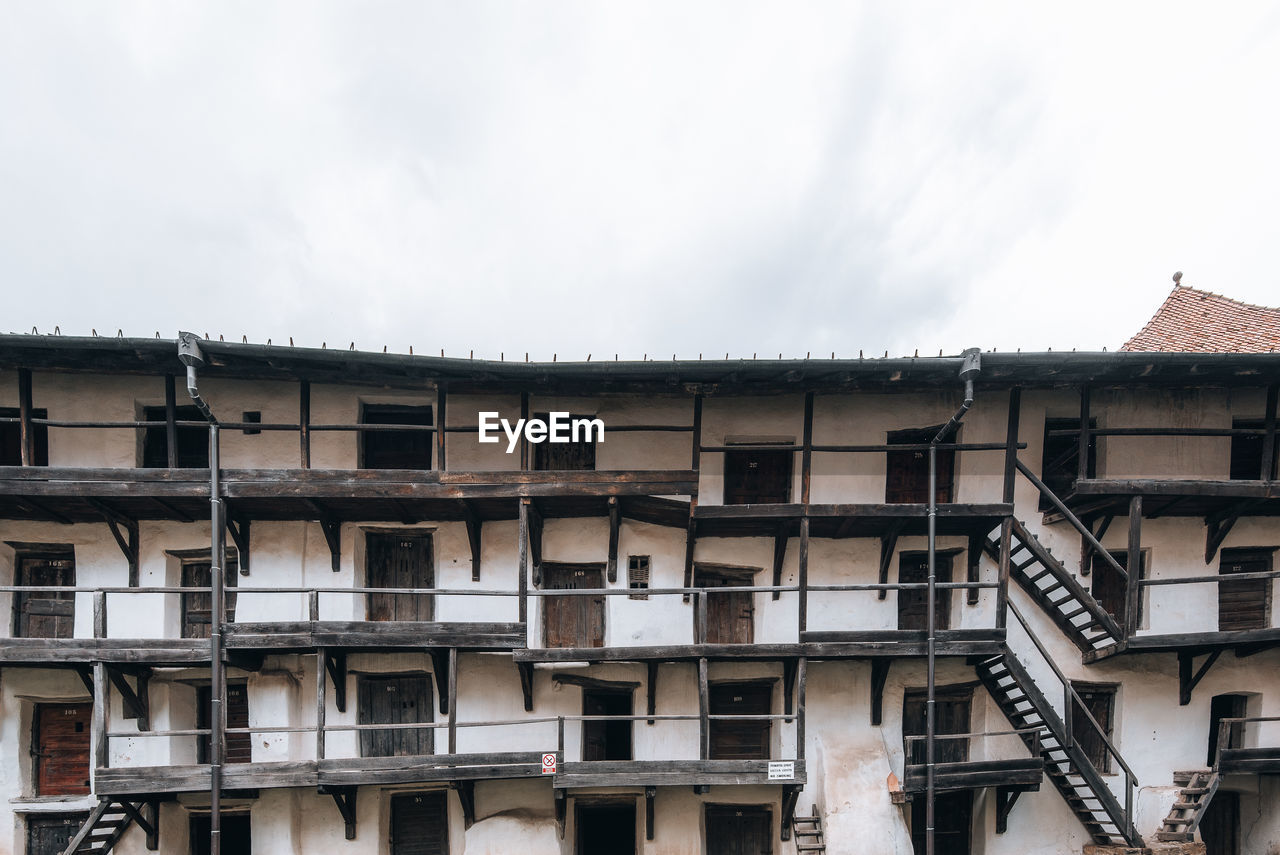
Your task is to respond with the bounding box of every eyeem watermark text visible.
[478,412,604,453]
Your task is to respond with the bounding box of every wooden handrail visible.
[1014,460,1128,581]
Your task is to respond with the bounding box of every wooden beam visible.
[698,658,709,761]
[436,386,447,472]
[93,662,108,770]
[682,500,698,601]
[995,517,1012,630]
[645,786,656,840]
[429,649,451,715]
[797,656,807,763]
[164,374,179,469]
[323,786,358,840]
[552,673,641,691]
[108,667,150,731]
[607,496,620,583]
[226,513,250,576]
[1262,382,1278,480]
[772,526,788,600]
[690,394,703,472]
[325,651,347,713]
[798,516,810,633]
[144,801,160,850]
[90,499,140,587]
[527,500,544,587]
[783,658,797,716]
[995,786,1023,834]
[303,499,342,571]
[966,533,982,605]
[877,522,903,600]
[647,661,658,725]
[1078,385,1091,485]
[870,659,891,725]
[1178,649,1222,706]
[18,368,34,466]
[518,498,529,624]
[118,800,158,843]
[1080,514,1113,576]
[299,380,311,469]
[554,789,566,840]
[448,647,458,755]
[77,667,94,698]
[1003,387,1021,503]
[1125,495,1142,637]
[781,785,801,842]
[801,391,814,506]
[455,780,476,830]
[461,500,483,582]
[518,661,534,712]
[316,646,328,761]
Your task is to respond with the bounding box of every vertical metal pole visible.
[926,443,937,855]
[209,424,224,855]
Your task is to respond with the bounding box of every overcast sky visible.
[3,2,1279,360]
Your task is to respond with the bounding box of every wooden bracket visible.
[303,499,342,571]
[780,785,802,841]
[995,786,1024,834]
[552,674,640,692]
[431,649,451,715]
[77,667,94,698]
[518,661,534,712]
[108,667,151,730]
[555,790,567,839]
[607,497,620,583]
[1204,500,1262,563]
[527,501,544,587]
[144,800,160,850]
[772,525,788,600]
[877,522,903,600]
[322,786,358,840]
[693,784,710,794]
[325,651,348,713]
[647,662,658,725]
[89,499,140,587]
[682,500,698,602]
[870,659,891,726]
[645,787,657,840]
[461,501,483,582]
[1080,514,1113,576]
[454,780,476,830]
[118,800,159,847]
[1178,649,1222,706]
[226,513,251,576]
[783,658,798,716]
[966,534,982,605]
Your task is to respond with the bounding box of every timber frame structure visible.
[1,336,1279,854]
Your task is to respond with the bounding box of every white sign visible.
[767,761,794,780]
[478,412,605,453]
[541,753,558,774]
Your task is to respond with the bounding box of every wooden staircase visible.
[791,805,826,853]
[977,649,1143,847]
[62,797,157,855]
[983,518,1123,655]
[1155,769,1221,843]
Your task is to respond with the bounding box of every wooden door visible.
[723,448,793,505]
[26,814,88,855]
[197,683,251,765]
[911,791,972,855]
[366,533,434,622]
[390,792,448,855]
[1040,417,1096,509]
[1091,550,1145,627]
[1230,418,1270,480]
[542,563,605,648]
[0,406,48,466]
[1208,694,1248,766]
[695,565,755,644]
[582,690,632,761]
[577,803,636,855]
[886,427,953,504]
[898,553,952,631]
[34,703,91,796]
[1218,549,1271,631]
[360,404,432,470]
[705,806,772,855]
[903,688,972,765]
[359,675,433,757]
[190,814,251,855]
[1071,685,1115,773]
[14,553,75,639]
[709,683,771,760]
[533,413,597,471]
[181,559,237,639]
[1199,791,1240,855]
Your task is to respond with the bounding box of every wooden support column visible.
[108,667,151,731]
[226,513,250,576]
[448,647,458,754]
[77,667,94,697]
[796,656,807,762]
[877,522,903,600]
[771,526,788,600]
[518,498,529,624]
[520,392,530,471]
[1003,387,1021,504]
[690,394,703,472]
[527,501,544,587]
[801,391,814,505]
[18,368,34,466]
[645,787,656,840]
[94,591,107,638]
[164,374,179,469]
[144,801,160,850]
[461,500,482,582]
[645,662,660,725]
[798,516,810,634]
[429,649,451,715]
[685,394,702,600]
[995,786,1023,834]
[455,781,476,829]
[93,662,108,772]
[1262,383,1278,480]
[1077,386,1091,485]
[436,385,447,471]
[870,659,891,725]
[299,381,311,469]
[324,787,358,840]
[1081,514,1113,576]
[518,661,534,712]
[606,497,620,583]
[781,785,801,842]
[1179,650,1222,706]
[554,790,566,840]
[304,500,342,571]
[966,533,982,606]
[118,801,158,847]
[1125,495,1142,637]
[783,658,797,716]
[698,658,709,761]
[995,517,1012,630]
[316,647,327,761]
[325,651,347,713]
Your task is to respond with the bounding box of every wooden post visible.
[801,392,814,505]
[436,386,447,472]
[690,394,703,472]
[1003,388,1021,504]
[94,591,107,638]
[93,662,108,771]
[796,657,807,763]
[519,392,530,471]
[18,368,34,466]
[309,590,320,622]
[1125,495,1142,637]
[448,647,458,754]
[798,516,810,635]
[316,647,327,760]
[518,498,529,625]
[695,591,707,644]
[995,517,1012,630]
[299,381,311,469]
[1077,386,1091,485]
[164,374,179,469]
[698,658,709,760]
[1262,383,1278,480]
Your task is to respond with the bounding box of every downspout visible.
[179,332,224,855]
[926,347,981,855]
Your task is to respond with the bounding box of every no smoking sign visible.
[541,753,558,774]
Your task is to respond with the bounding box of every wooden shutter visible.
[15,553,75,639]
[541,564,605,648]
[897,553,953,631]
[708,683,771,760]
[26,814,88,855]
[359,675,433,758]
[34,703,91,796]
[1219,548,1272,632]
[705,806,772,855]
[366,533,434,622]
[390,791,448,855]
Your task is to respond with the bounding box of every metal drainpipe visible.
[179,333,223,855]
[926,347,981,855]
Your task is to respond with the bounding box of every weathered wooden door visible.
[1071,685,1115,773]
[577,803,636,855]
[390,791,448,855]
[723,448,793,504]
[709,683,772,760]
[190,813,251,855]
[34,703,91,796]
[542,563,605,648]
[366,533,434,622]
[14,553,75,639]
[1200,790,1240,855]
[898,553,952,631]
[886,427,954,504]
[705,805,772,855]
[903,688,972,765]
[142,405,208,468]
[695,565,756,644]
[197,683,251,764]
[26,814,87,855]
[1090,550,1144,628]
[360,404,433,470]
[533,413,597,471]
[911,791,972,855]
[1208,694,1248,766]
[359,675,433,757]
[1218,548,1271,631]
[582,690,633,761]
[181,559,237,639]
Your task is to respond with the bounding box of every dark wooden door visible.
[0,406,48,466]
[695,565,755,644]
[1200,790,1240,855]
[360,404,432,470]
[911,790,972,855]
[390,791,448,855]
[142,405,208,468]
[898,553,952,631]
[1208,694,1248,766]
[1230,418,1272,480]
[582,690,632,761]
[34,703,91,796]
[190,814,251,855]
[542,563,605,648]
[1039,417,1096,508]
[1091,551,1145,627]
[577,803,636,855]
[1218,548,1271,631]
[197,684,251,765]
[359,675,433,757]
[1071,685,1115,773]
[182,559,237,639]
[886,427,953,504]
[366,533,434,622]
[709,683,771,760]
[705,805,772,855]
[903,688,972,765]
[14,553,75,639]
[724,448,793,504]
[26,814,87,855]
[533,413,597,471]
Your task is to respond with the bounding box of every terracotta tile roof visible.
[1121,285,1280,352]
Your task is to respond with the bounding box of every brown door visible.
[1199,790,1240,855]
[582,690,633,761]
[390,792,448,855]
[142,405,208,468]
[695,565,755,644]
[360,404,432,470]
[724,448,793,504]
[706,805,772,855]
[14,553,75,639]
[359,675,433,757]
[898,552,952,631]
[1040,417,1097,509]
[709,683,771,760]
[886,427,953,504]
[542,563,606,648]
[1071,685,1115,773]
[0,406,48,466]
[1208,694,1248,766]
[533,413,598,471]
[577,803,636,855]
[1230,418,1273,480]
[197,683,251,765]
[34,703,91,796]
[366,533,434,622]
[181,558,237,639]
[1218,549,1271,632]
[26,814,88,855]
[903,688,972,765]
[190,814,251,855]
[1090,550,1145,627]
[911,790,972,855]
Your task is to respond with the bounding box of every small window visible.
[532,413,597,471]
[0,407,48,466]
[1230,418,1274,480]
[627,555,650,600]
[360,404,432,470]
[241,411,261,435]
[723,447,793,504]
[141,405,208,468]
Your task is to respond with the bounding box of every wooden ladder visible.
[1156,769,1221,843]
[792,805,826,854]
[62,797,157,855]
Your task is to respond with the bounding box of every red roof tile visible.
[1121,285,1280,352]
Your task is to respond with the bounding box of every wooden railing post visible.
[308,590,319,622]
[518,499,529,626]
[1003,388,1021,503]
[316,647,327,761]
[1125,496,1142,637]
[94,591,107,638]
[436,386,447,472]
[18,368,34,466]
[94,662,109,770]
[299,381,311,469]
[448,647,458,755]
[1262,383,1278,480]
[698,658,709,761]
[1077,386,1091,484]
[995,517,1012,630]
